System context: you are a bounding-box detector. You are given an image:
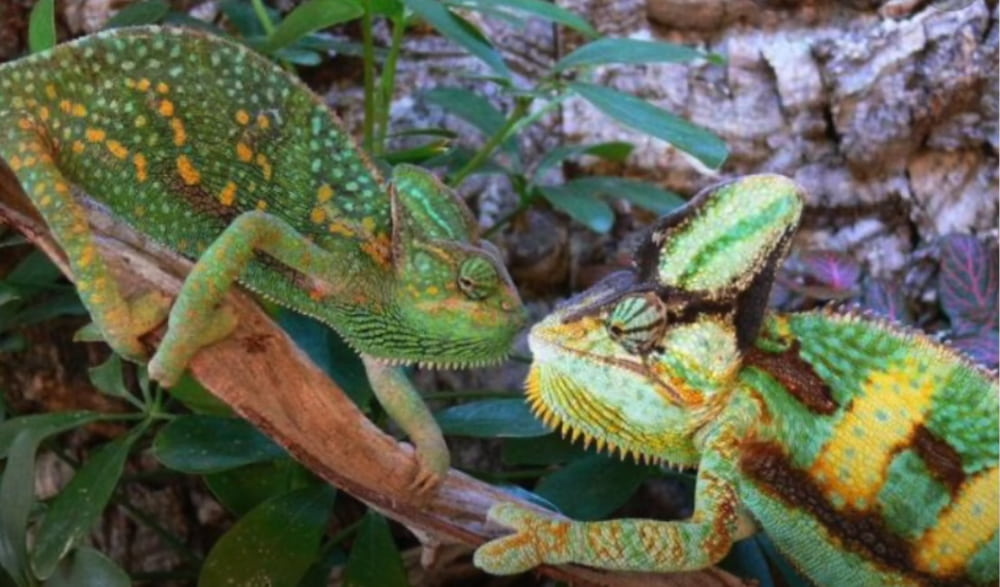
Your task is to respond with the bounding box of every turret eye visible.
[605,293,668,355]
[458,256,498,300]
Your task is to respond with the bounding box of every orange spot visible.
[59,99,72,113]
[79,245,97,268]
[17,118,33,130]
[310,207,327,223]
[54,182,70,195]
[38,106,50,121]
[317,184,334,202]
[236,142,253,162]
[235,109,250,125]
[137,78,151,91]
[45,84,57,99]
[8,155,22,170]
[361,234,392,268]
[23,155,37,167]
[133,153,148,182]
[256,200,268,211]
[86,128,106,142]
[176,155,201,186]
[158,99,175,117]
[255,153,272,180]
[218,181,238,206]
[257,114,270,129]
[156,81,169,94]
[71,140,85,154]
[71,103,87,117]
[105,140,128,159]
[170,118,187,146]
[328,221,355,237]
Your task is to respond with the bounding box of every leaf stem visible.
[374,14,407,154]
[250,0,275,35]
[361,0,377,153]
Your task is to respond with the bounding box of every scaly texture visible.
[475,175,998,586]
[0,26,526,493]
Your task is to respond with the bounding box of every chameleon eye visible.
[458,256,499,300]
[605,293,668,355]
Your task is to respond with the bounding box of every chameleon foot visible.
[75,290,172,363]
[475,503,557,574]
[409,444,449,500]
[148,305,238,387]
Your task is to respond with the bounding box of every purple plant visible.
[938,234,999,369]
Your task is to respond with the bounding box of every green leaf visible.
[0,432,36,587]
[28,0,56,53]
[31,427,143,579]
[199,485,335,587]
[0,412,105,460]
[45,547,130,587]
[502,434,588,466]
[556,38,721,71]
[153,415,286,473]
[262,0,364,53]
[537,184,615,232]
[382,139,452,165]
[421,88,506,136]
[570,82,728,169]
[0,285,20,307]
[165,374,232,416]
[435,399,550,437]
[343,512,407,587]
[535,455,656,520]
[205,459,315,516]
[404,0,510,78]
[87,354,130,400]
[451,0,597,37]
[567,176,685,215]
[104,0,170,28]
[532,142,634,184]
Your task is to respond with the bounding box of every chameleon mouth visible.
[524,365,689,470]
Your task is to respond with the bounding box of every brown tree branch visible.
[0,165,744,587]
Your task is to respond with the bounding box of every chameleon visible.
[474,174,999,585]
[0,26,526,491]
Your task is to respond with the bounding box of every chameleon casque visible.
[475,175,999,585]
[0,26,526,490]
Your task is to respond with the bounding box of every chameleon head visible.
[375,164,527,368]
[525,174,807,465]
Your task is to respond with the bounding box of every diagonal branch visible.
[0,164,742,587]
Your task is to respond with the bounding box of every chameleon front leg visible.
[361,356,450,496]
[2,121,171,361]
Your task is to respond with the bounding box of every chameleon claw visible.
[408,449,448,500]
[474,503,549,574]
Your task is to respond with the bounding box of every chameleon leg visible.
[361,356,450,497]
[148,210,340,386]
[1,121,170,361]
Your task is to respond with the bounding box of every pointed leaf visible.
[87,354,131,400]
[421,88,506,137]
[535,455,656,520]
[104,0,170,28]
[557,38,722,71]
[154,415,286,473]
[344,512,408,587]
[31,428,143,579]
[45,547,130,587]
[200,485,335,587]
[570,82,728,169]
[28,0,56,53]
[567,176,685,215]
[939,234,999,333]
[405,0,510,78]
[453,0,597,37]
[538,184,615,232]
[800,250,861,293]
[0,432,36,587]
[435,399,550,437]
[262,0,364,53]
[0,412,105,459]
[533,142,634,184]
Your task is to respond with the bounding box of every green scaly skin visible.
[474,175,999,585]
[0,26,527,493]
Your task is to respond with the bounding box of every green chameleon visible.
[474,175,999,585]
[0,26,526,491]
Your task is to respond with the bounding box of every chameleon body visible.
[475,175,999,585]
[0,26,526,490]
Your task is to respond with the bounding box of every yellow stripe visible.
[809,357,947,508]
[915,468,999,575]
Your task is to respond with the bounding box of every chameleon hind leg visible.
[2,119,170,361]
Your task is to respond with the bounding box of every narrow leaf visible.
[105,0,170,28]
[45,547,130,587]
[939,234,999,332]
[28,0,56,53]
[435,399,550,437]
[535,455,656,520]
[421,88,506,137]
[538,184,615,232]
[344,512,408,587]
[570,82,728,169]
[556,38,721,71]
[567,176,685,215]
[533,142,634,184]
[0,412,104,459]
[453,0,597,37]
[263,0,364,53]
[31,428,143,579]
[405,0,510,78]
[200,485,335,587]
[154,415,286,473]
[0,432,36,587]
